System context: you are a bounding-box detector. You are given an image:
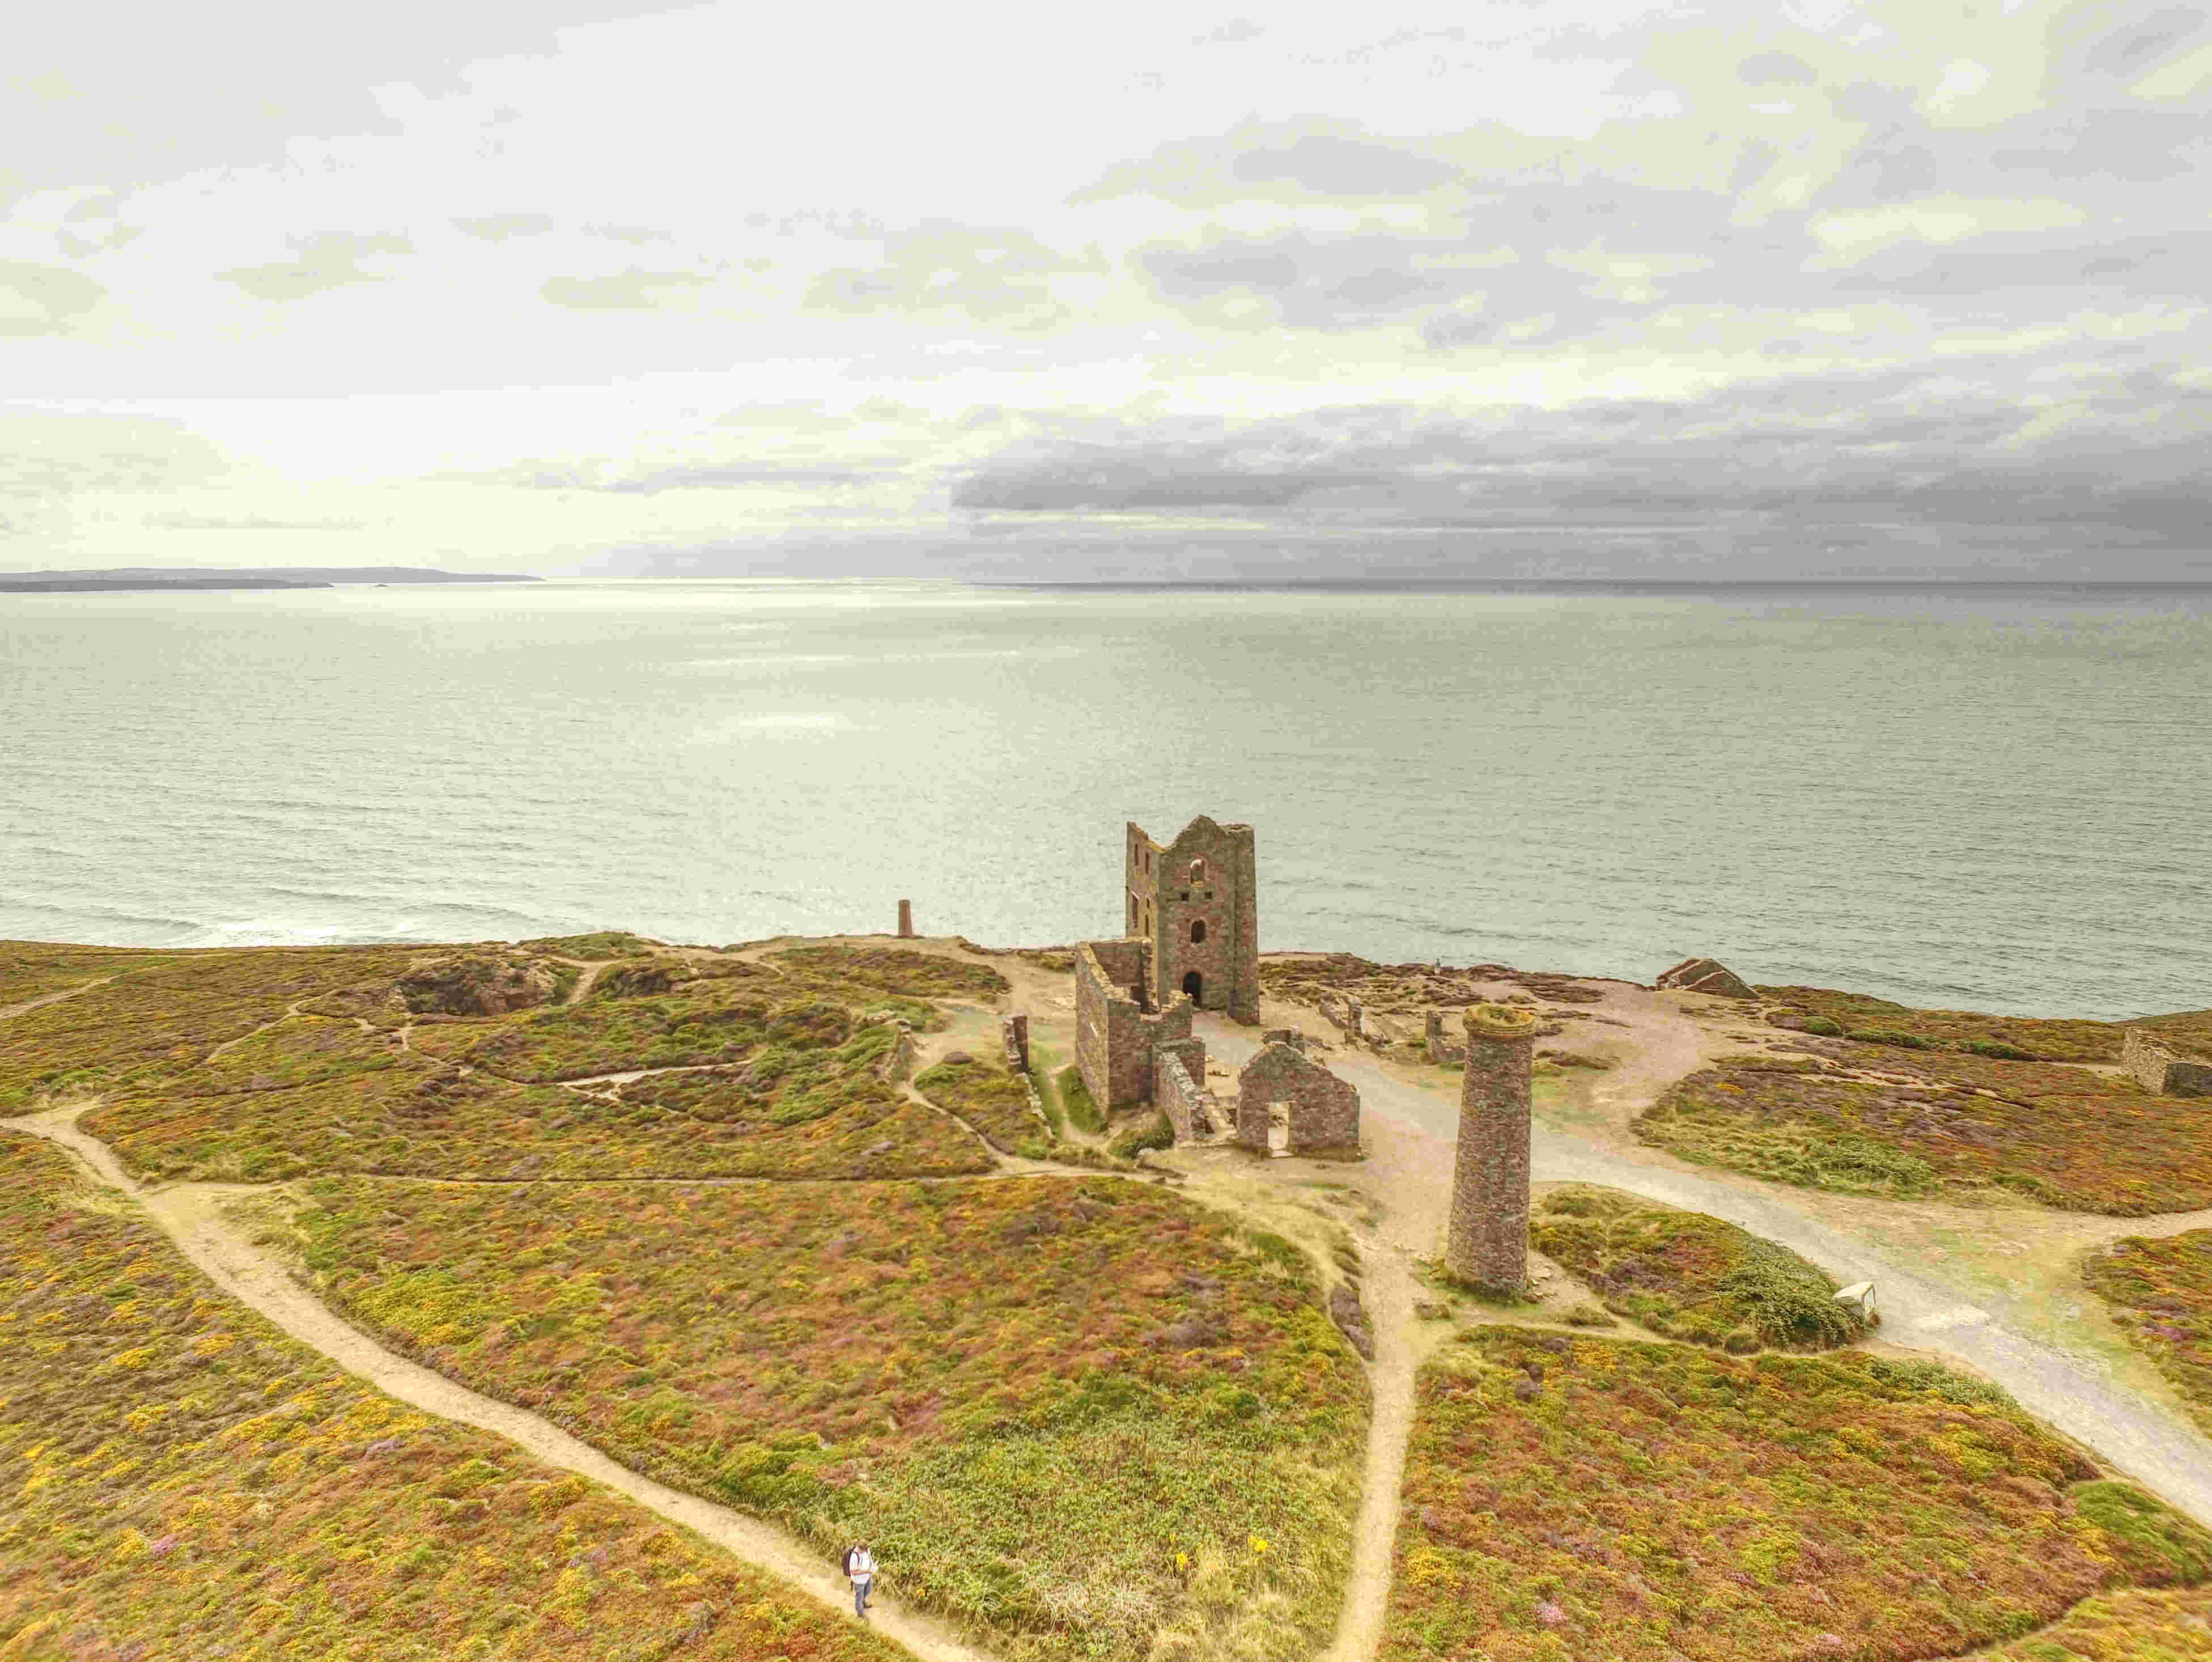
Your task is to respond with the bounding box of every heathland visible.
[5,932,2211,1662]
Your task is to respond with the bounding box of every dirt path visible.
[1231,1020,2212,1529]
[1318,1251,1419,1662]
[5,1106,997,1662]
[0,973,117,1023]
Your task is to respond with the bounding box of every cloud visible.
[539,266,717,309]
[146,512,370,530]
[0,259,103,336]
[803,223,1096,325]
[946,354,2212,549]
[454,212,555,241]
[0,410,233,498]
[219,232,412,301]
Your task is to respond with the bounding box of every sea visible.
[3,579,2207,1022]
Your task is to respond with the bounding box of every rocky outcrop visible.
[398,955,558,1016]
[1328,1281,1374,1360]
[1655,957,1756,1000]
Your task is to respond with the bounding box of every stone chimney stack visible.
[897,899,915,938]
[1445,1003,1538,1292]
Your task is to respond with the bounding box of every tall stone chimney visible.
[897,899,914,938]
[1445,1003,1537,1292]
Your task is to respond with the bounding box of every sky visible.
[3,0,2209,580]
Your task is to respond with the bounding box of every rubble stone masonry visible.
[2124,1026,2212,1097]
[1125,816,1260,1025]
[1074,939,1194,1113]
[1445,1004,1537,1291]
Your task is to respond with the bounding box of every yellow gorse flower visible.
[1250,1534,1268,1555]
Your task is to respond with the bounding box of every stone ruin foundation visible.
[2123,1026,2212,1097]
[1001,1012,1030,1072]
[1445,1003,1537,1292]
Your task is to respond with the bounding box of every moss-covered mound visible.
[1531,1186,1868,1351]
[2082,1230,2212,1439]
[1755,984,2124,1062]
[915,1054,1050,1156]
[1637,1049,2212,1214]
[1382,1327,2212,1662]
[772,944,1011,1000]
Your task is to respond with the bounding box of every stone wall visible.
[1001,1012,1030,1072]
[1075,939,1193,1113]
[1154,1038,1215,1141]
[1234,1041,1361,1155]
[1445,1007,1535,1292]
[2123,1027,2212,1097]
[1126,815,1259,1025]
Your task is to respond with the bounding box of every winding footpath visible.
[1197,1017,2212,1529]
[5,1105,997,1662]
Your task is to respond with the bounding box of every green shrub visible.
[1846,1027,1938,1050]
[1801,1016,1844,1036]
[1108,1110,1174,1160]
[1058,1064,1106,1133]
[1967,1038,2038,1060]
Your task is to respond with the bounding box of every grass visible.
[1058,1065,1106,1134]
[1636,1049,2212,1215]
[2081,1231,2212,1439]
[0,940,169,1007]
[0,1130,903,1662]
[1109,1112,1176,1161]
[1530,1186,1869,1351]
[771,946,1011,1001]
[914,1055,1050,1158]
[291,1173,1369,1662]
[88,1052,990,1184]
[0,945,422,1109]
[1755,985,2125,1063]
[1381,1326,2212,1662]
[1954,1585,2212,1657]
[31,942,996,1183]
[519,930,659,958]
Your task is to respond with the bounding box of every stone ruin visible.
[1075,938,1197,1113]
[1001,1012,1029,1072]
[1654,956,1756,999]
[1069,813,1361,1155]
[1445,1003,1537,1293]
[1075,942,1360,1155]
[1122,815,1260,1025]
[1233,1031,1360,1156]
[897,898,915,938]
[2122,1027,2212,1097]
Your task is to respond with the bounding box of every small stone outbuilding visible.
[1234,1036,1360,1156]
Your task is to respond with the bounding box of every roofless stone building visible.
[1122,816,1259,1027]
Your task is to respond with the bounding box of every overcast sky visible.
[4,0,2209,579]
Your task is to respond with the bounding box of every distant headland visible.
[0,566,542,593]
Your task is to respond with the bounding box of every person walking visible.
[847,1541,876,1618]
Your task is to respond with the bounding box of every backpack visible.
[842,1546,857,1576]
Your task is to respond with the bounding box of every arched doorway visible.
[1182,970,1203,1003]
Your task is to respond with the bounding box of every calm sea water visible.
[3,579,2207,1021]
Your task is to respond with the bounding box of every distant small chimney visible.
[897,899,915,938]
